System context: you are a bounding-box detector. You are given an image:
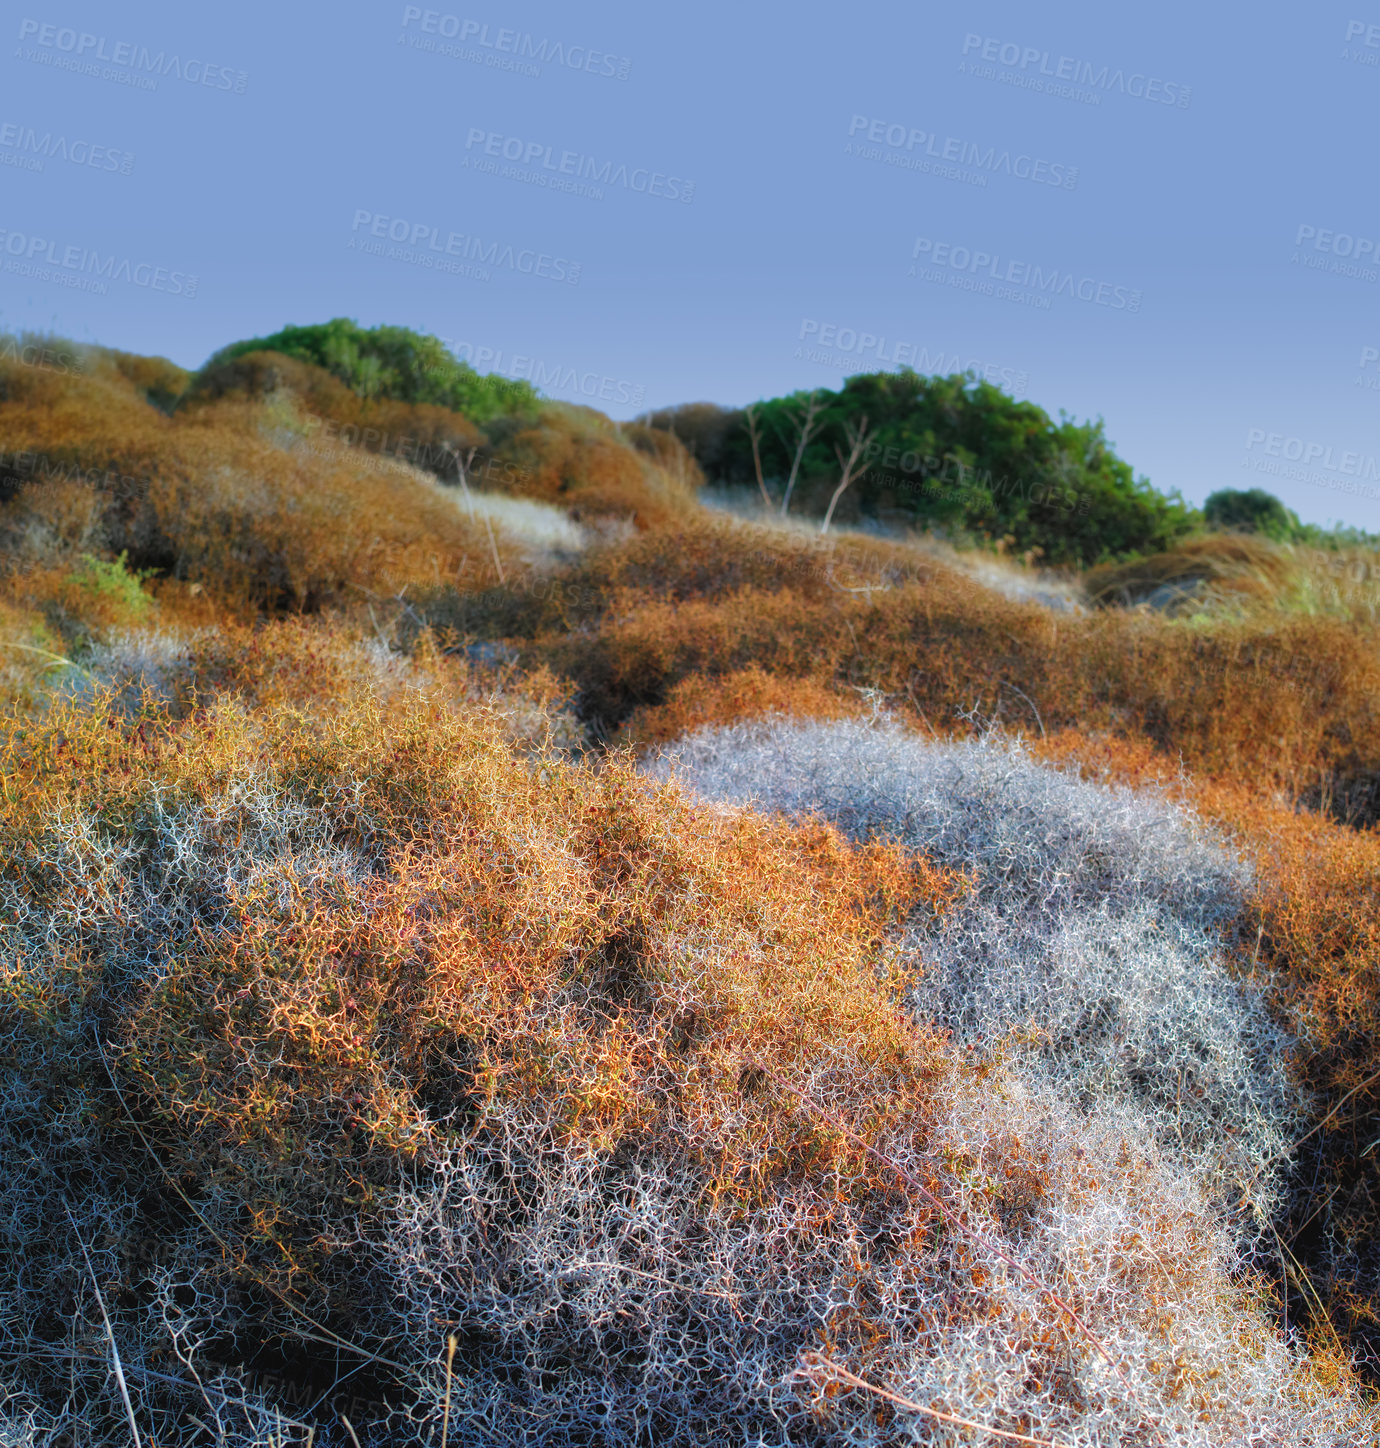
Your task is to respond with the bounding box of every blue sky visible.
[2,0,1378,528]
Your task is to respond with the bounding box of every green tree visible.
[651,371,1196,566]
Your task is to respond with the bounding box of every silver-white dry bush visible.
[336,1071,1372,1447]
[645,716,1298,1218]
[51,627,201,717]
[359,1115,822,1446]
[3,701,1369,1446]
[854,1070,1363,1448]
[0,737,378,1446]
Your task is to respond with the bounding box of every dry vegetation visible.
[2,334,1380,1443]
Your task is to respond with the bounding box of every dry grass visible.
[3,681,1374,1443]
[466,513,1380,820]
[5,336,1380,1440]
[1086,533,1380,625]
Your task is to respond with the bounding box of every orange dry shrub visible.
[9,608,586,756]
[521,540,1380,802]
[618,419,705,486]
[0,686,953,1305]
[87,344,191,411]
[0,354,520,611]
[617,665,861,748]
[494,408,697,528]
[0,338,172,492]
[560,512,953,611]
[406,510,936,654]
[165,616,583,751]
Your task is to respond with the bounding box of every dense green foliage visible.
[647,371,1197,566]
[206,316,539,425]
[1205,487,1302,542]
[1205,486,1380,549]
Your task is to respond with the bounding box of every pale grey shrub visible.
[645,717,1298,1214]
[0,741,382,1448]
[363,1116,817,1447]
[50,627,200,717]
[2,705,1364,1445]
[339,1070,1373,1448]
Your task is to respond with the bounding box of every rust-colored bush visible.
[507,528,1380,806]
[618,664,860,747]
[6,337,1380,1436]
[495,414,695,528]
[0,356,520,611]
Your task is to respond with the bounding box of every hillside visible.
[2,327,1380,1445]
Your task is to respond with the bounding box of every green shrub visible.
[205,317,539,425]
[1205,487,1302,542]
[55,551,156,642]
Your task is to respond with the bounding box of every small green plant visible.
[43,551,160,651]
[68,551,157,619]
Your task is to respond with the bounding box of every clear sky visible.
[3,1,1378,528]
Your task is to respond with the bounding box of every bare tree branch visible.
[820,415,871,534]
[775,391,825,517]
[444,441,505,585]
[742,404,773,509]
